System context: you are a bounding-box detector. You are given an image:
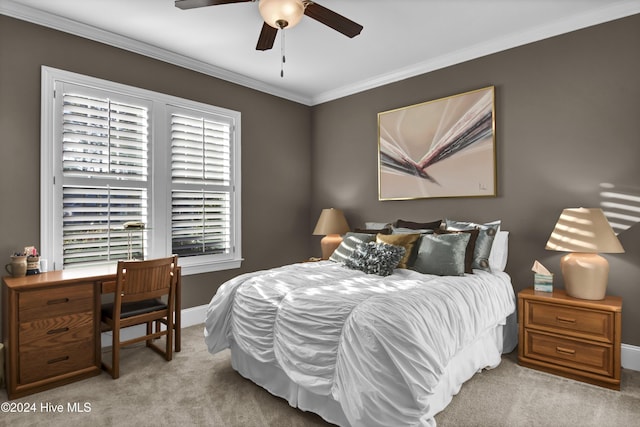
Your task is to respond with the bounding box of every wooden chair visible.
[101,255,178,379]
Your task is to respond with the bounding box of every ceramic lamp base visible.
[320,234,343,260]
[561,252,609,300]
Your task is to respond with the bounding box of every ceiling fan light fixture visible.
[259,0,305,29]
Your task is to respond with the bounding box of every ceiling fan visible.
[175,0,364,51]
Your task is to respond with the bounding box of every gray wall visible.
[0,16,311,313]
[310,14,640,345]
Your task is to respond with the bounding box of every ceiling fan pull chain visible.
[280,29,286,78]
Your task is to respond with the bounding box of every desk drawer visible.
[19,311,94,352]
[524,300,613,342]
[524,330,613,377]
[19,283,94,322]
[19,339,95,384]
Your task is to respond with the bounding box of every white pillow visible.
[391,226,435,235]
[365,221,391,230]
[489,231,509,272]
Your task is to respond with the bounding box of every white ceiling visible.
[2,0,639,105]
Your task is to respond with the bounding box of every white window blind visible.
[170,112,233,258]
[41,67,242,275]
[62,94,148,179]
[171,114,230,185]
[62,186,147,265]
[171,190,230,256]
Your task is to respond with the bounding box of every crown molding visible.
[2,0,639,106]
[0,0,313,105]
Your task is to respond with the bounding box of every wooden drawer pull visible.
[47,297,70,305]
[47,356,70,364]
[47,327,70,335]
[556,316,576,324]
[556,346,576,355]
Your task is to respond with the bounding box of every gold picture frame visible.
[378,86,496,200]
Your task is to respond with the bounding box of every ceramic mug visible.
[5,255,27,277]
[40,258,49,273]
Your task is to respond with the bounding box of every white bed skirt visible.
[229,313,518,427]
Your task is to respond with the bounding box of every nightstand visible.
[518,288,622,390]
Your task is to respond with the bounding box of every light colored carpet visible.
[1,324,639,426]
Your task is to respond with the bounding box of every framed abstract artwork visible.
[378,86,496,200]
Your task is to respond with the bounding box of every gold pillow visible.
[376,233,420,268]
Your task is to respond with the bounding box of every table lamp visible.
[545,207,624,300]
[313,208,350,259]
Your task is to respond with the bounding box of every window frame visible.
[41,66,242,276]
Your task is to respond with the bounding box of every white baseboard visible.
[181,304,208,328]
[100,304,207,348]
[622,343,640,372]
[102,304,640,373]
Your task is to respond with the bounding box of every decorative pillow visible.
[329,232,375,263]
[354,227,392,235]
[365,222,392,230]
[391,226,436,235]
[435,228,479,274]
[376,233,420,268]
[489,231,509,272]
[445,219,501,271]
[395,219,442,230]
[413,232,471,276]
[343,242,405,276]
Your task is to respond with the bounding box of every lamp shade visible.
[313,208,350,236]
[545,208,624,254]
[259,0,305,29]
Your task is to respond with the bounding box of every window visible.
[41,67,242,275]
[60,88,150,266]
[169,109,233,259]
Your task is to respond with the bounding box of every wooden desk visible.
[2,266,181,400]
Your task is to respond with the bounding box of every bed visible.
[204,221,517,426]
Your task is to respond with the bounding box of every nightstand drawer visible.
[18,311,95,352]
[18,283,94,322]
[524,300,614,343]
[524,330,613,377]
[19,339,95,384]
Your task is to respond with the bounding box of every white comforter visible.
[205,261,515,426]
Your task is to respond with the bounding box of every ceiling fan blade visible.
[175,0,251,10]
[256,22,278,51]
[304,2,363,38]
